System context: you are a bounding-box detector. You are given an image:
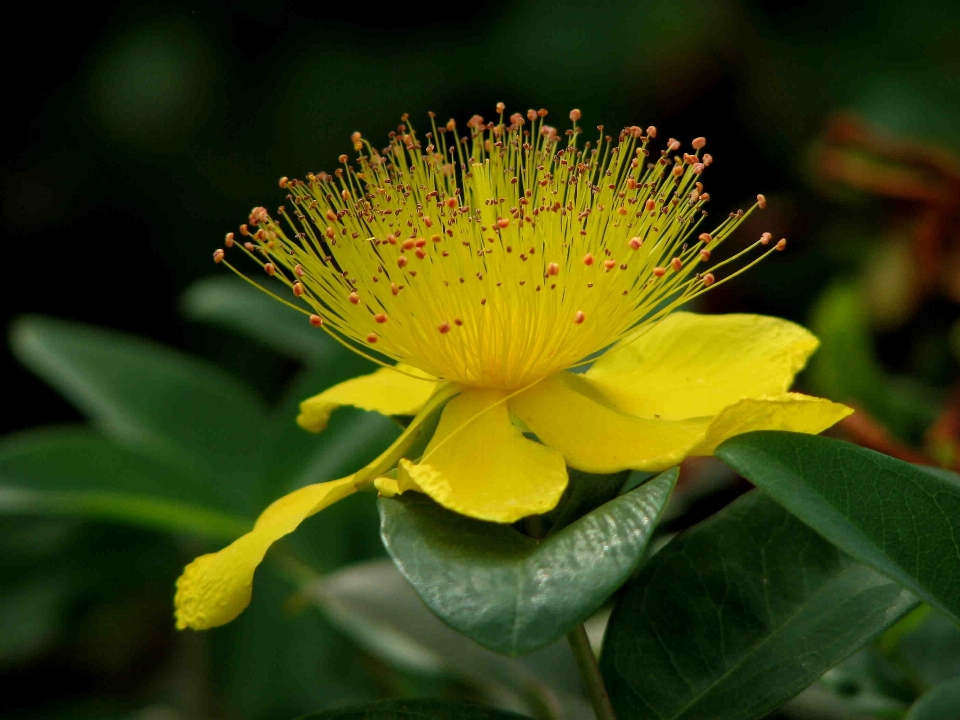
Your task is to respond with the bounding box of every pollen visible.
[216,105,782,391]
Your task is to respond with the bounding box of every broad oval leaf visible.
[0,428,250,539]
[379,468,677,656]
[907,677,960,720]
[298,698,531,719]
[717,431,960,625]
[10,315,268,505]
[600,490,917,720]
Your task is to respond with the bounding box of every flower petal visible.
[400,389,568,523]
[511,373,709,473]
[175,383,458,630]
[298,364,438,432]
[691,393,853,455]
[585,313,820,420]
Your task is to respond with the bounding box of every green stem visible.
[567,623,617,720]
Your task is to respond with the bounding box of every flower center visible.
[214,106,783,392]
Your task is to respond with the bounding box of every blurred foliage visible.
[3,0,960,718]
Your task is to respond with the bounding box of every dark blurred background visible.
[3,1,959,719]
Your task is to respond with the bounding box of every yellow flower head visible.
[176,106,851,631]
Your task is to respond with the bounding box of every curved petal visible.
[175,477,356,630]
[176,383,459,630]
[585,313,820,420]
[511,373,709,473]
[298,364,438,432]
[400,389,568,523]
[691,393,853,455]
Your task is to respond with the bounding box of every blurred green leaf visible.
[717,431,960,625]
[298,698,532,719]
[600,490,917,720]
[379,469,676,656]
[304,558,590,719]
[898,612,960,688]
[907,678,960,720]
[0,428,250,538]
[10,315,268,507]
[182,276,363,370]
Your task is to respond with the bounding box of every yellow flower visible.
[176,107,851,630]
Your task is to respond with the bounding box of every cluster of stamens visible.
[213,105,785,390]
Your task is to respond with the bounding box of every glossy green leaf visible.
[181,276,357,367]
[717,431,960,625]
[907,678,960,720]
[10,315,268,503]
[0,428,251,539]
[600,490,917,720]
[379,469,677,656]
[298,699,532,719]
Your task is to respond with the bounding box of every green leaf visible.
[298,698,532,719]
[10,315,268,503]
[600,490,917,720]
[181,276,361,367]
[0,428,250,539]
[379,469,677,656]
[716,431,960,625]
[907,678,960,720]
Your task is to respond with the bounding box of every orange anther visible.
[653,267,666,277]
[279,176,289,189]
[374,313,387,324]
[692,137,706,149]
[698,233,712,244]
[700,249,711,262]
[293,282,304,297]
[326,209,338,223]
[424,216,433,227]
[348,291,360,304]
[264,263,276,276]
[569,108,581,121]
[629,238,642,250]
[224,232,235,247]
[671,257,682,272]
[387,234,398,245]
[244,242,255,251]
[397,256,408,268]
[295,264,305,276]
[626,178,637,190]
[446,197,457,209]
[574,311,585,324]
[438,322,451,334]
[325,227,336,240]
[645,199,656,211]
[617,207,627,216]
[391,283,400,295]
[760,232,772,245]
[431,234,442,243]
[240,224,249,236]
[415,248,426,259]
[547,262,560,276]
[497,217,510,228]
[702,273,715,286]
[309,314,324,327]
[583,253,595,266]
[213,249,225,263]
[776,238,787,251]
[454,318,463,326]
[402,238,415,250]
[757,194,767,209]
[415,238,426,247]
[366,333,378,343]
[604,259,617,270]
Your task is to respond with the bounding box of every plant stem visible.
[566,623,617,720]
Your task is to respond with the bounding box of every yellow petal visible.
[586,313,820,420]
[511,373,709,473]
[174,477,356,630]
[400,389,568,523]
[691,393,853,455]
[175,383,458,630]
[298,364,437,432]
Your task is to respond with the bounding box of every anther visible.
[692,137,706,149]
[374,313,387,323]
[348,292,360,304]
[397,256,408,268]
[583,253,594,265]
[702,154,713,166]
[454,318,463,326]
[646,126,657,138]
[431,234,442,243]
[604,259,617,270]
[629,237,642,250]
[699,233,713,244]
[387,233,398,245]
[760,232,772,245]
[671,257,682,272]
[293,282,304,297]
[224,232,235,247]
[279,177,289,189]
[295,264,305,277]
[446,198,457,209]
[264,263,276,276]
[702,273,715,286]
[326,209,338,223]
[653,267,666,277]
[438,322,451,334]
[366,333,378,344]
[645,199,656,211]
[402,238,415,250]
[570,108,581,121]
[213,249,225,263]
[496,217,510,228]
[547,262,560,276]
[776,238,787,251]
[700,249,711,262]
[757,194,767,209]
[325,227,336,240]
[415,248,426,259]
[574,311,585,324]
[309,314,324,327]
[391,283,400,295]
